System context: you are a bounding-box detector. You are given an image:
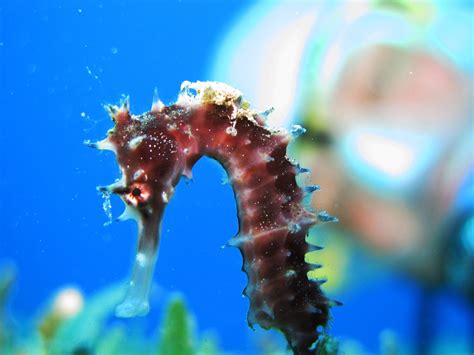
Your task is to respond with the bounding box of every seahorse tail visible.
[237,224,329,354]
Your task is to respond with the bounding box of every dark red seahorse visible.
[86,81,337,354]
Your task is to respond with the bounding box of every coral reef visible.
[0,273,221,355]
[0,263,470,355]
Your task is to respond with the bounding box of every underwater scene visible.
[1,1,473,354]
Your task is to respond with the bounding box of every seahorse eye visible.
[123,183,150,207]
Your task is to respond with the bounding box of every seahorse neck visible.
[180,105,310,238]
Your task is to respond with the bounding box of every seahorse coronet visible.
[88,81,335,354]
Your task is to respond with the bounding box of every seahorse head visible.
[100,101,187,223]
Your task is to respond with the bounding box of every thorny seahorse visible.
[86,81,339,354]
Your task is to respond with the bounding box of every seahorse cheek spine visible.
[88,81,334,354]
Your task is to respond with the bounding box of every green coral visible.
[158,296,194,355]
[0,277,225,355]
[0,265,15,353]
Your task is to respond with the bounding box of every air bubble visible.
[101,191,113,226]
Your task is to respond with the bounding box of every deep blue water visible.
[0,1,472,353]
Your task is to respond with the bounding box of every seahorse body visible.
[88,81,334,354]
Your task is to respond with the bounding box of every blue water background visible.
[0,1,471,353]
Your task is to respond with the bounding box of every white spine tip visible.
[121,95,130,111]
[84,139,98,148]
[151,87,165,112]
[296,164,310,174]
[85,138,115,151]
[104,104,118,119]
[290,125,306,138]
[305,185,321,194]
[261,107,275,118]
[317,211,338,223]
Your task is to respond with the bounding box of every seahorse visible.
[86,81,337,354]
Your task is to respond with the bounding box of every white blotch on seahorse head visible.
[129,135,146,150]
[133,169,147,181]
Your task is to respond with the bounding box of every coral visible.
[0,265,15,353]
[158,296,194,355]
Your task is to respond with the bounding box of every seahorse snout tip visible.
[115,299,150,318]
